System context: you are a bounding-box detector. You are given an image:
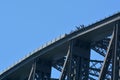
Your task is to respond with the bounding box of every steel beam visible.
[112,21,120,80]
[28,61,36,80]
[98,28,115,80]
[59,41,73,80]
[59,40,90,80]
[99,21,120,80]
[27,59,51,80]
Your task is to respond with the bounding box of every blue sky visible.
[0,0,120,78]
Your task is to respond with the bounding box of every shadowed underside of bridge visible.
[0,12,120,80]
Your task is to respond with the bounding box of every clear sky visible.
[0,0,120,78]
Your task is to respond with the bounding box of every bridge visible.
[0,12,120,80]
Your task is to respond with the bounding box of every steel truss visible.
[98,21,120,80]
[27,21,120,80]
[0,13,120,80]
[57,21,120,80]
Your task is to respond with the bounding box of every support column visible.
[28,62,36,80]
[98,28,114,80]
[28,59,51,80]
[72,40,90,80]
[59,40,90,80]
[59,41,73,80]
[112,21,120,80]
[98,21,120,80]
[35,59,51,80]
